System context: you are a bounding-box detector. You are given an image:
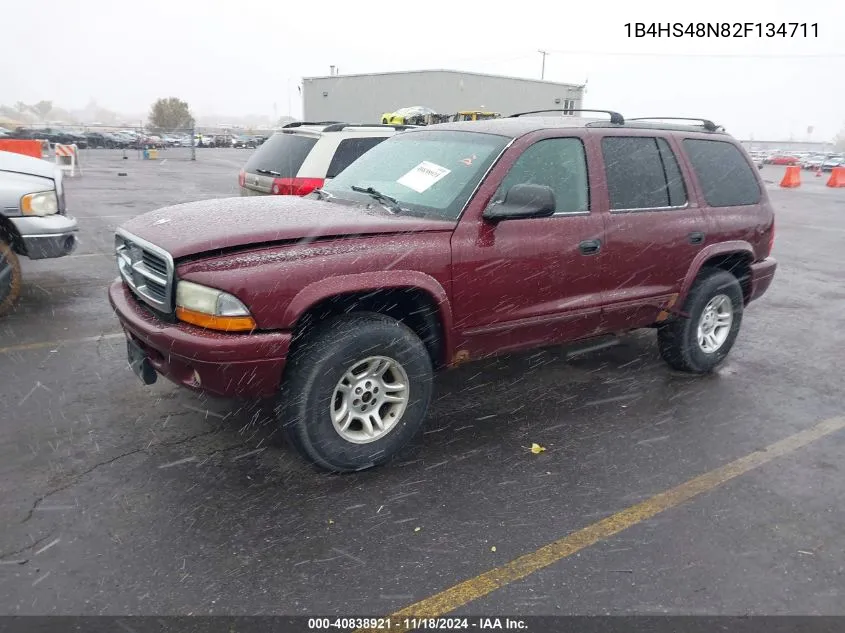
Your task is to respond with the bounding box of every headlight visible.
[21,191,59,216]
[175,280,256,332]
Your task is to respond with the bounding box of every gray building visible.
[301,69,585,123]
[740,139,836,153]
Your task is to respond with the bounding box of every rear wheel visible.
[279,313,433,472]
[658,269,744,373]
[0,239,22,317]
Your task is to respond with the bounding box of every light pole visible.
[538,50,548,80]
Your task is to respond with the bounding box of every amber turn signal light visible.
[176,307,256,332]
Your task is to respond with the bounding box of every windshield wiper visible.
[311,188,335,201]
[351,185,403,214]
[255,168,281,176]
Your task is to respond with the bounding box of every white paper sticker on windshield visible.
[397,161,451,193]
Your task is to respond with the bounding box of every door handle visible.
[688,231,705,245]
[579,239,601,255]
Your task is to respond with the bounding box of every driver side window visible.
[493,138,589,214]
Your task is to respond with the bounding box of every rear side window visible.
[243,132,317,177]
[493,138,589,214]
[326,137,388,178]
[683,139,761,207]
[601,137,686,210]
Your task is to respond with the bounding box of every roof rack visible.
[321,123,416,132]
[281,121,343,128]
[628,117,721,132]
[509,109,625,125]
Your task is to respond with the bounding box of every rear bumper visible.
[11,214,79,259]
[108,280,291,398]
[748,257,777,303]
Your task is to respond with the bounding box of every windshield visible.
[322,130,509,219]
[243,132,317,176]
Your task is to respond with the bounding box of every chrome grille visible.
[115,228,175,311]
[142,251,168,276]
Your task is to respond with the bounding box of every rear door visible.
[680,136,769,254]
[595,133,710,331]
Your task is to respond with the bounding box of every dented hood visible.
[119,196,456,259]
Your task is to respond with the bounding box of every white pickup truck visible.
[0,150,79,316]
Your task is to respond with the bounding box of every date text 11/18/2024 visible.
[307,617,528,630]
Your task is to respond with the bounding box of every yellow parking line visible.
[367,416,845,630]
[0,332,124,354]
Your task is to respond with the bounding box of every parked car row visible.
[1,127,270,150]
[4,127,92,148]
[803,153,845,171]
[747,149,845,171]
[197,134,267,148]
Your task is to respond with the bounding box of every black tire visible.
[279,313,433,472]
[0,239,22,317]
[657,269,744,373]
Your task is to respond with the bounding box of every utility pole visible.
[538,50,548,80]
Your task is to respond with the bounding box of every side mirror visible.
[483,183,556,222]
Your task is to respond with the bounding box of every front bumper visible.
[108,280,292,398]
[748,257,777,303]
[11,214,79,260]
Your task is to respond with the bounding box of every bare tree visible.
[835,127,845,152]
[32,101,53,120]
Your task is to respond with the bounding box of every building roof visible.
[303,69,585,90]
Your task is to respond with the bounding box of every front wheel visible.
[657,269,744,373]
[279,313,433,472]
[0,239,22,317]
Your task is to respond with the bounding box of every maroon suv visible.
[109,111,777,472]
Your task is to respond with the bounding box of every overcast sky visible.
[1,0,842,140]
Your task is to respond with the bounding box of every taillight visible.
[270,177,324,196]
[238,169,245,188]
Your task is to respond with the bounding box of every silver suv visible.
[0,150,79,316]
[238,122,412,197]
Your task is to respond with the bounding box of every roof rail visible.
[509,109,625,125]
[628,117,721,132]
[321,123,416,132]
[281,121,343,128]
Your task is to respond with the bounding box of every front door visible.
[593,133,710,331]
[450,135,607,360]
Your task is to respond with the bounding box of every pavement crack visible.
[158,424,224,449]
[0,533,55,562]
[20,447,147,524]
[19,425,225,524]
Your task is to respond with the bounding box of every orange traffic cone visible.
[780,165,801,188]
[827,166,845,188]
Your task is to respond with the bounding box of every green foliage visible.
[148,97,194,133]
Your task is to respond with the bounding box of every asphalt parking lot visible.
[1,150,844,618]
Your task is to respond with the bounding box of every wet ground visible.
[1,151,843,617]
